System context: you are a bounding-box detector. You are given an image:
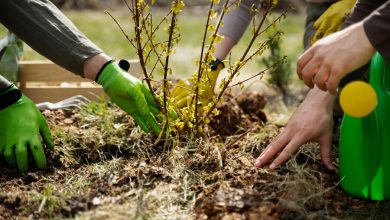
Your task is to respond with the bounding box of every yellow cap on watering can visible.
[339,81,378,117]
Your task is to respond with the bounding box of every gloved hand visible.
[311,0,356,45]
[0,88,54,172]
[171,59,224,108]
[97,61,161,135]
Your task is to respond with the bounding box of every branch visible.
[194,0,215,131]
[162,2,179,129]
[105,11,137,49]
[228,57,285,88]
[133,0,160,106]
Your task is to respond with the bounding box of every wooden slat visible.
[17,60,142,103]
[22,88,107,103]
[18,61,90,83]
[18,60,143,83]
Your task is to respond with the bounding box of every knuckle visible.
[304,78,313,87]
[311,45,319,54]
[281,149,293,158]
[3,148,13,157]
[15,146,26,156]
[315,51,326,60]
[297,59,304,69]
[331,65,344,76]
[272,158,283,166]
[321,59,331,68]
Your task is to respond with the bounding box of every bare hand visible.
[255,87,335,170]
[297,22,375,94]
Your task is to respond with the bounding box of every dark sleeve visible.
[344,0,390,62]
[0,0,103,76]
[343,0,384,26]
[363,1,390,63]
[0,75,12,92]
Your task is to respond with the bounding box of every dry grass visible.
[1,94,390,219]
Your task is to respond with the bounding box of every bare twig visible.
[121,0,134,14]
[228,57,286,88]
[133,0,160,106]
[105,11,137,49]
[224,128,253,149]
[194,0,215,132]
[162,1,179,132]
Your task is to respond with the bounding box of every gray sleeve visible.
[218,0,261,43]
[0,75,12,92]
[0,0,103,76]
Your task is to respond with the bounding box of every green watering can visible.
[339,53,390,200]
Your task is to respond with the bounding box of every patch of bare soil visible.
[0,92,389,219]
[209,91,267,137]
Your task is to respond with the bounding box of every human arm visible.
[0,0,161,134]
[298,22,375,94]
[299,0,390,93]
[253,0,389,170]
[217,0,260,53]
[255,86,335,170]
[0,0,102,76]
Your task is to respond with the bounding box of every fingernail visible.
[269,163,277,169]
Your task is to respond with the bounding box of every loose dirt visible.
[0,92,389,219]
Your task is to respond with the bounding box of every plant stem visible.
[105,11,137,49]
[163,3,178,129]
[228,58,285,88]
[133,0,160,107]
[194,0,214,132]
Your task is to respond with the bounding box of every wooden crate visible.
[18,60,142,103]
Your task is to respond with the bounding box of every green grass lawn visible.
[0,7,305,80]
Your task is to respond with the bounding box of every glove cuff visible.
[210,59,225,71]
[95,59,131,82]
[0,84,22,110]
[95,60,115,82]
[96,60,131,92]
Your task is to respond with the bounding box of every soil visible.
[0,91,389,219]
[209,91,267,137]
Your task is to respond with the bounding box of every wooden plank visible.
[22,88,107,103]
[18,60,143,83]
[18,61,90,83]
[17,60,142,103]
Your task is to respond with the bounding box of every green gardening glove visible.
[0,86,54,172]
[97,61,161,135]
[311,0,356,45]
